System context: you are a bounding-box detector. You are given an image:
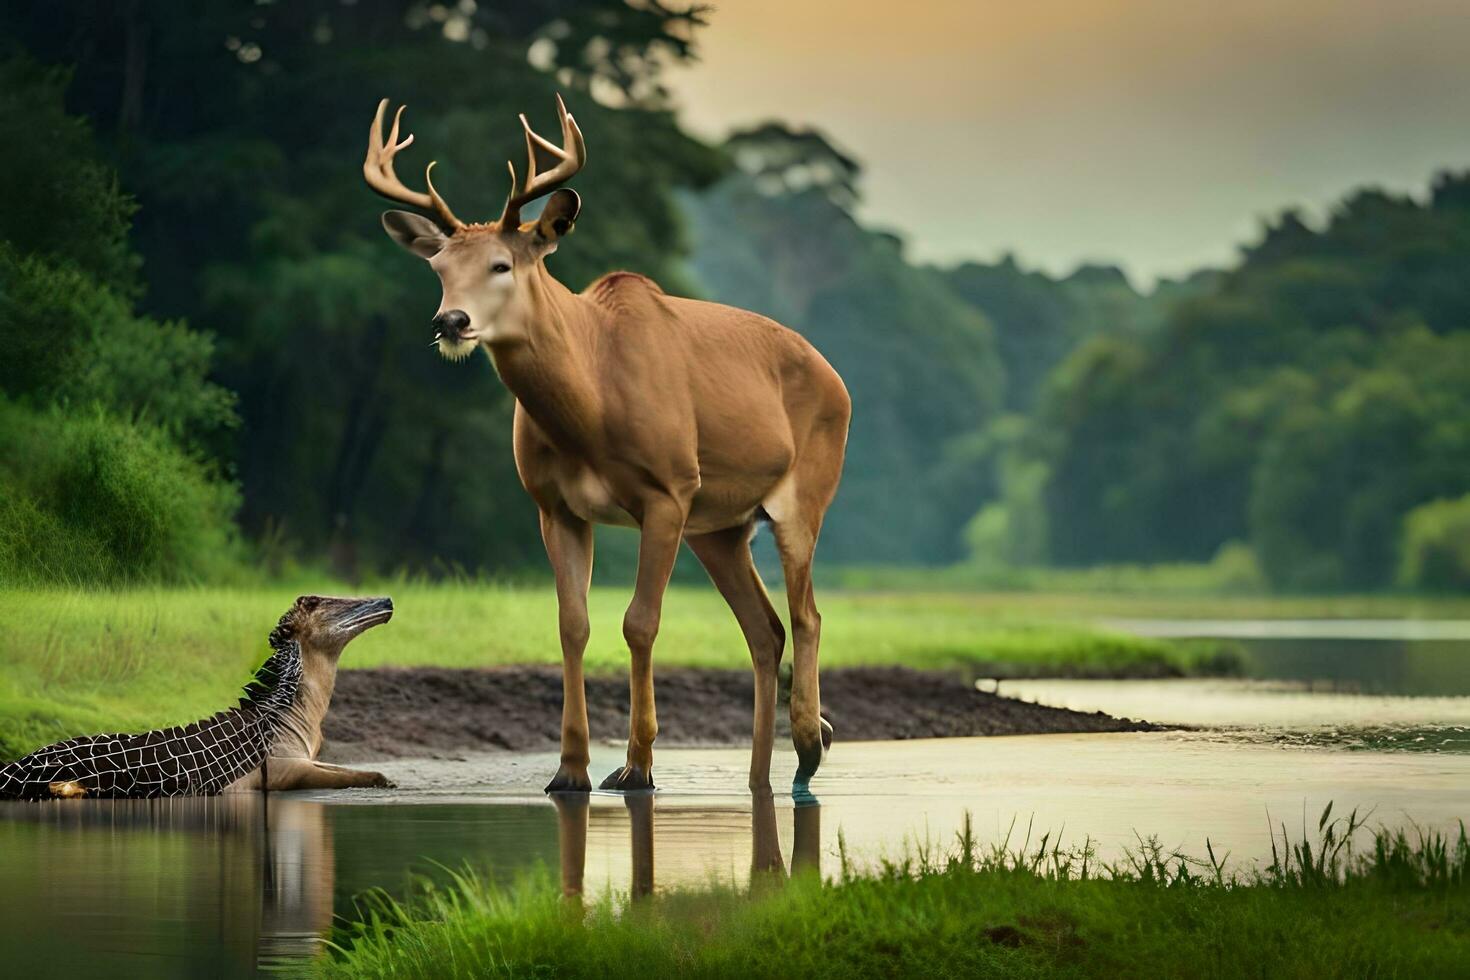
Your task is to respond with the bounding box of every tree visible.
[0,57,240,584]
[1026,176,1470,587]
[2,0,723,577]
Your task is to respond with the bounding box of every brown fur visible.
[374,100,850,795]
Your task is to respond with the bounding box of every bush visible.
[0,246,236,448]
[0,401,242,585]
[1399,495,1470,591]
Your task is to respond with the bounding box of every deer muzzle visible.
[432,309,471,340]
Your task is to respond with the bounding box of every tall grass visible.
[321,808,1470,979]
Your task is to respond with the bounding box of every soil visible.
[321,666,1159,762]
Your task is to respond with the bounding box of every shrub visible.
[1399,494,1470,591]
[0,400,242,585]
[0,246,236,448]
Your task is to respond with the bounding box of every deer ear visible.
[382,210,448,259]
[535,189,581,245]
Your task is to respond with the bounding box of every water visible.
[1109,619,1470,696]
[2,624,1467,975]
[2,736,1467,975]
[1002,619,1470,747]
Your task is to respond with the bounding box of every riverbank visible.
[319,666,1157,761]
[1,585,1217,759]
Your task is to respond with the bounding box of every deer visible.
[364,95,850,799]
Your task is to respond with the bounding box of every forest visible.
[3,0,1469,593]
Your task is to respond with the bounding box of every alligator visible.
[0,595,393,800]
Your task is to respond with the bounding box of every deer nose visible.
[432,309,470,339]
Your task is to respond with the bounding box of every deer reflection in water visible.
[1,789,823,973]
[551,791,822,904]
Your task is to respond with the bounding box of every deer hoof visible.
[599,765,654,792]
[545,766,592,794]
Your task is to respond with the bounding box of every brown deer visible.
[364,96,849,797]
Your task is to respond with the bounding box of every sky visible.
[664,0,1470,285]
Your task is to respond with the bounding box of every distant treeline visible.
[2,1,1468,591]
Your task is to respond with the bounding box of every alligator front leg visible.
[256,758,393,791]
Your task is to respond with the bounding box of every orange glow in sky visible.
[666,0,1470,283]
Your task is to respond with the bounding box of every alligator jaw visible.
[333,596,394,637]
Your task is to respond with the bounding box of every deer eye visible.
[491,261,511,274]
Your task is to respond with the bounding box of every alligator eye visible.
[491,262,511,274]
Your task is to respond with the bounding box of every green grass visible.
[823,578,1470,619]
[322,810,1470,979]
[7,580,1469,760]
[6,579,1470,760]
[0,584,1238,760]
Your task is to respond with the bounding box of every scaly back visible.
[0,636,302,800]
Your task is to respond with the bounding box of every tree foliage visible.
[5,3,1468,590]
[1018,181,1470,589]
[0,57,240,585]
[2,0,723,578]
[1399,494,1470,592]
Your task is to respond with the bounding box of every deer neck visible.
[488,264,603,454]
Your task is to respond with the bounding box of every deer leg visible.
[601,495,686,791]
[772,516,831,800]
[686,523,785,792]
[540,507,594,793]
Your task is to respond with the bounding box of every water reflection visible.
[550,791,822,901]
[0,795,333,976]
[0,790,824,974]
[6,724,1467,973]
[259,796,335,963]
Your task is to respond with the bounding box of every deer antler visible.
[500,94,587,227]
[364,99,464,232]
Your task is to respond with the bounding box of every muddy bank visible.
[322,666,1158,761]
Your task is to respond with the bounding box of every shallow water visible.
[1107,620,1470,696]
[1105,618,1470,641]
[1001,678,1470,730]
[1005,620,1470,750]
[2,734,1467,976]
[3,628,1468,974]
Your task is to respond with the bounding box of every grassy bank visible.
[323,813,1469,979]
[0,585,1228,759]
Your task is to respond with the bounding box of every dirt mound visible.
[322,666,1156,761]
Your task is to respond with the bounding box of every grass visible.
[0,584,1239,760]
[321,808,1470,979]
[7,578,1470,759]
[5,579,1465,760]
[823,578,1470,619]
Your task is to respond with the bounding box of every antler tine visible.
[500,94,587,227]
[363,98,464,231]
